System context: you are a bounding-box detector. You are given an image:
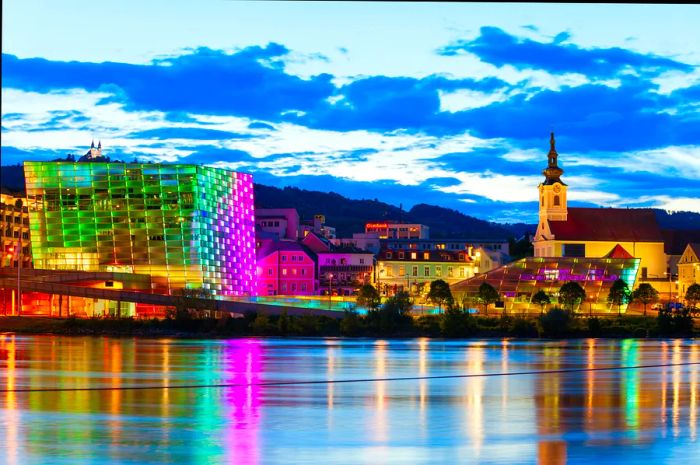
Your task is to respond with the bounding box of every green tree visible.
[558,281,586,312]
[607,279,631,316]
[531,290,551,315]
[356,284,381,310]
[477,282,499,316]
[426,279,454,311]
[686,283,700,309]
[631,283,659,316]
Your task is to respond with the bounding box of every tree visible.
[426,279,454,311]
[631,283,659,316]
[558,281,586,312]
[477,282,499,316]
[356,284,381,310]
[531,290,551,315]
[607,279,631,316]
[686,283,700,309]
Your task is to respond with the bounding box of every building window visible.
[435,266,442,277]
[411,252,417,259]
[423,252,429,260]
[641,267,648,279]
[554,195,560,206]
[460,267,465,277]
[359,258,365,264]
[424,266,430,277]
[562,243,585,258]
[301,283,307,291]
[301,269,306,276]
[386,252,393,259]
[541,196,544,206]
[448,266,454,277]
[268,268,273,276]
[412,266,418,276]
[399,265,405,276]
[399,252,405,259]
[282,269,287,276]
[281,255,287,261]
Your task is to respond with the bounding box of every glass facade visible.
[452,257,641,314]
[24,162,256,296]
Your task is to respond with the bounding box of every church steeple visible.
[537,132,568,226]
[542,132,566,186]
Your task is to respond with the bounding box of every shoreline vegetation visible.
[1,306,696,339]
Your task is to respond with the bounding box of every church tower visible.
[538,132,568,223]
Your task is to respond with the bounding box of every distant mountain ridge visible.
[2,163,699,238]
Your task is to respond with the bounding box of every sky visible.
[2,1,699,223]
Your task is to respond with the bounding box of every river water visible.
[0,336,698,465]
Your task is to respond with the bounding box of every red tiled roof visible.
[548,208,663,242]
[605,244,635,259]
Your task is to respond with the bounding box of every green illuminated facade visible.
[24,162,256,296]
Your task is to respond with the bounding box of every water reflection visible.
[0,337,697,465]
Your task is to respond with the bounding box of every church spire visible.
[91,139,95,149]
[98,140,101,150]
[542,132,565,185]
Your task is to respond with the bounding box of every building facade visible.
[382,238,509,256]
[365,222,429,239]
[1,193,31,269]
[24,162,256,296]
[678,243,700,303]
[255,241,316,296]
[376,248,478,297]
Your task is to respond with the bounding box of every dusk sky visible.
[2,2,699,223]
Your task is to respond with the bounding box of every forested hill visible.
[254,184,522,239]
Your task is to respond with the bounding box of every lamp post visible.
[665,271,673,307]
[328,273,334,310]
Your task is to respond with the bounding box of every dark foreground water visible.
[0,336,698,465]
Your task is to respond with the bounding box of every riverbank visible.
[1,308,697,339]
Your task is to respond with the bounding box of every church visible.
[533,134,668,282]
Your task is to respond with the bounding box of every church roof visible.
[604,244,635,259]
[548,208,664,242]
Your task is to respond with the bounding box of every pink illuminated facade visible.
[256,241,317,296]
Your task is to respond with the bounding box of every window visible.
[554,195,560,206]
[412,266,418,276]
[411,252,417,259]
[435,266,442,277]
[359,258,365,264]
[399,265,405,276]
[541,196,544,206]
[386,252,393,259]
[399,252,405,259]
[423,252,429,260]
[562,243,585,258]
[274,221,280,227]
[424,266,430,277]
[448,266,454,277]
[641,267,648,279]
[301,283,307,291]
[460,267,465,277]
[292,268,297,275]
[282,269,288,276]
[281,255,287,261]
[301,269,306,276]
[281,283,287,292]
[268,268,273,276]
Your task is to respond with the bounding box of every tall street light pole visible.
[328,273,334,310]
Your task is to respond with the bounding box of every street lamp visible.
[328,273,334,310]
[664,271,673,306]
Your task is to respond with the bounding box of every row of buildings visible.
[2,135,700,316]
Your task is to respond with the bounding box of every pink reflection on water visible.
[222,339,264,465]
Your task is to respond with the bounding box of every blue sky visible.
[2,1,699,223]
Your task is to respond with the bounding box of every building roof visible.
[661,229,700,255]
[379,248,473,263]
[256,240,316,261]
[548,208,663,242]
[604,244,635,259]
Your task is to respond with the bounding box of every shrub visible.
[340,310,364,336]
[440,307,477,338]
[539,307,573,337]
[508,317,538,337]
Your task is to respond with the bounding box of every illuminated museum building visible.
[23,161,256,297]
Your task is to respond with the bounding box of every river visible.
[0,335,698,464]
